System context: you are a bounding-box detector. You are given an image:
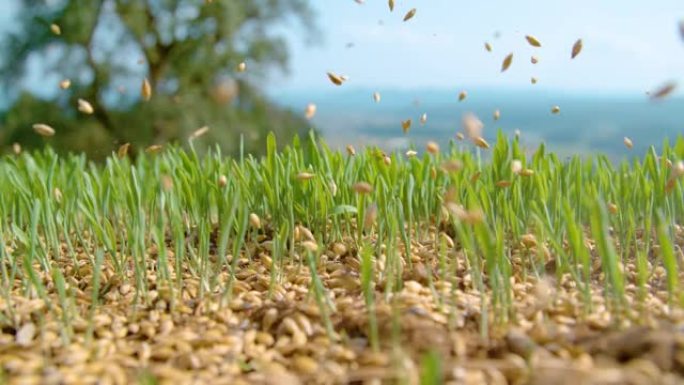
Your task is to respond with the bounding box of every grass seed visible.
[551,105,561,114]
[305,103,317,119]
[77,99,94,115]
[33,123,55,137]
[189,126,210,140]
[501,53,514,72]
[623,137,633,149]
[402,119,412,134]
[403,8,417,22]
[485,42,492,52]
[426,141,439,154]
[145,144,163,154]
[59,79,71,90]
[353,182,373,194]
[50,23,61,35]
[237,62,247,72]
[531,56,539,64]
[373,92,381,103]
[117,143,130,158]
[141,78,152,101]
[458,91,467,101]
[327,72,344,86]
[649,82,677,100]
[473,136,490,149]
[571,39,583,59]
[296,172,315,181]
[525,35,542,47]
[493,109,501,121]
[388,0,394,11]
[420,113,427,125]
[462,112,483,139]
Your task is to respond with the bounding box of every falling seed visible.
[353,182,373,194]
[117,143,130,158]
[401,119,412,134]
[364,203,378,229]
[470,172,481,183]
[406,150,418,157]
[441,160,463,173]
[33,123,55,137]
[551,105,561,114]
[12,143,21,155]
[373,92,381,103]
[355,0,365,4]
[473,136,490,149]
[403,8,417,22]
[346,145,356,156]
[249,213,261,229]
[511,160,523,174]
[462,112,483,140]
[218,174,228,187]
[531,56,539,64]
[426,141,439,154]
[623,137,633,149]
[496,180,512,188]
[388,0,394,11]
[77,99,94,115]
[237,62,247,72]
[520,169,535,177]
[571,39,583,59]
[458,91,467,101]
[141,78,152,101]
[649,82,677,100]
[525,35,542,47]
[493,109,501,121]
[50,24,61,35]
[531,77,538,84]
[679,20,684,42]
[607,203,619,214]
[455,132,465,140]
[501,53,513,72]
[383,155,391,165]
[189,126,210,140]
[420,113,427,125]
[59,79,71,90]
[327,72,344,86]
[484,42,492,52]
[296,172,315,181]
[145,144,163,154]
[305,103,317,119]
[514,129,521,138]
[53,187,62,203]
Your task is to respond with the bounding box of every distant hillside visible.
[272,88,684,159]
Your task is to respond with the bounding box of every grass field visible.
[1,132,684,385]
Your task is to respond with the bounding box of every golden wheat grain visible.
[305,103,317,119]
[458,91,467,101]
[525,35,542,47]
[473,136,490,149]
[77,99,94,115]
[403,8,417,22]
[50,24,61,35]
[346,145,356,156]
[218,174,228,188]
[353,182,373,194]
[141,78,152,101]
[327,72,344,86]
[249,213,261,229]
[501,53,514,72]
[571,39,583,59]
[296,172,315,181]
[551,105,561,114]
[33,123,55,137]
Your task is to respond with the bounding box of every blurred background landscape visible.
[0,0,682,159]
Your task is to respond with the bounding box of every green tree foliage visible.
[0,0,317,159]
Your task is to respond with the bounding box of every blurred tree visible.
[0,0,317,159]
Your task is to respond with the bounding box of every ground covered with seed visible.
[2,140,684,384]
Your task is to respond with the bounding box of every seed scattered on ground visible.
[16,323,36,347]
[501,53,514,72]
[458,91,467,101]
[59,79,71,90]
[571,39,583,59]
[50,23,61,35]
[402,119,412,134]
[521,233,537,248]
[649,82,677,100]
[237,62,247,72]
[403,8,417,22]
[327,72,345,86]
[531,56,539,64]
[420,113,427,125]
[189,126,210,140]
[373,92,381,103]
[77,99,94,115]
[551,105,561,114]
[624,137,633,149]
[141,78,152,101]
[33,123,55,137]
[525,35,542,47]
[493,109,501,121]
[305,103,317,119]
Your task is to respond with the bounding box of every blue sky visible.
[273,0,684,94]
[1,1,682,95]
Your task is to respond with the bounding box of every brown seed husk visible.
[501,53,514,72]
[525,35,542,47]
[458,91,467,101]
[353,182,373,194]
[327,72,344,86]
[403,8,417,22]
[402,119,412,134]
[388,0,394,11]
[141,78,152,101]
[571,39,583,59]
[117,143,130,158]
[649,82,677,100]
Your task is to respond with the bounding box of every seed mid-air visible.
[525,35,542,47]
[420,113,427,125]
[141,78,152,101]
[77,99,94,115]
[388,0,394,11]
[571,39,583,59]
[327,72,345,86]
[623,137,633,149]
[484,42,493,52]
[401,119,412,134]
[403,8,417,22]
[501,53,514,72]
[59,79,71,90]
[373,92,381,103]
[50,23,61,35]
[237,62,247,72]
[531,56,539,64]
[551,105,561,114]
[305,103,317,119]
[649,82,677,100]
[458,91,467,101]
[33,123,55,137]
